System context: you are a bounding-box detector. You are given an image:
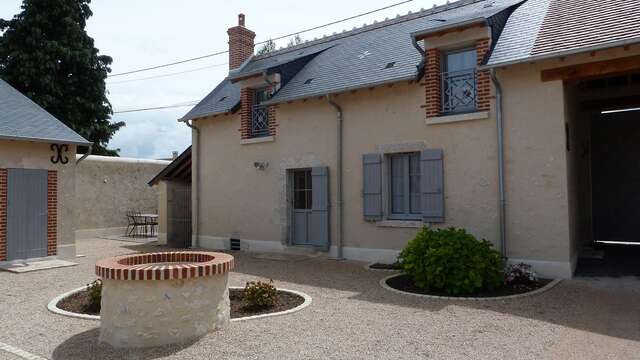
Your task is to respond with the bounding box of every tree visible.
[0,0,123,156]
[287,34,303,47]
[256,39,276,55]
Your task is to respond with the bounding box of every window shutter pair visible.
[362,149,444,223]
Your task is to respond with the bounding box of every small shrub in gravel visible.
[398,227,503,295]
[505,263,538,288]
[87,279,102,313]
[243,280,278,308]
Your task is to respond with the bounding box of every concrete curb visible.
[380,274,562,301]
[230,287,312,322]
[47,286,99,320]
[48,286,312,321]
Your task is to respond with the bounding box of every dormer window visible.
[441,48,477,114]
[251,88,271,138]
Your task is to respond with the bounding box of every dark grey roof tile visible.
[0,79,90,145]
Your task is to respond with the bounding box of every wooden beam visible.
[541,55,640,82]
[580,96,640,112]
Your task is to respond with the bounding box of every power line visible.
[107,63,228,84]
[108,0,414,77]
[114,101,199,114]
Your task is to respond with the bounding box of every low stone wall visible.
[75,155,170,239]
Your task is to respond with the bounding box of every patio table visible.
[130,214,159,237]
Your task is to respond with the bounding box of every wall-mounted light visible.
[253,161,269,170]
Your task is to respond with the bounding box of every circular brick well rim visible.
[95,251,234,281]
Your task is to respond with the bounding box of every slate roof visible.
[182,0,522,120]
[0,79,90,145]
[487,0,640,66]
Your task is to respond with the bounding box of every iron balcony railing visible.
[251,104,270,137]
[441,69,477,114]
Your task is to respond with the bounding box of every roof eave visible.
[0,134,91,146]
[178,103,239,122]
[411,18,488,40]
[482,36,640,70]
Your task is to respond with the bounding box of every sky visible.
[0,0,442,159]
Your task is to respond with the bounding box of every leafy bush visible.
[243,280,278,308]
[87,279,102,312]
[398,227,503,295]
[505,263,538,286]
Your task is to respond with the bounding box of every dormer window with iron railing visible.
[251,88,271,138]
[441,48,477,114]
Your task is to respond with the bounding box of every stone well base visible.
[99,274,229,348]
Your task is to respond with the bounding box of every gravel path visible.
[1,238,639,359]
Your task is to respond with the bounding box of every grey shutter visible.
[309,166,329,250]
[421,149,445,223]
[362,153,383,221]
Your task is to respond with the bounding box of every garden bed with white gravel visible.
[380,273,561,301]
[48,285,312,321]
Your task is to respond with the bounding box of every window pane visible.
[409,154,421,213]
[443,49,477,114]
[306,189,313,210]
[445,49,476,72]
[294,190,306,209]
[390,155,405,214]
[294,171,306,190]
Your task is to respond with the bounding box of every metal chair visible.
[126,210,144,237]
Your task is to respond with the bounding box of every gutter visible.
[480,36,640,70]
[76,143,93,165]
[180,118,200,249]
[326,94,344,260]
[490,69,507,258]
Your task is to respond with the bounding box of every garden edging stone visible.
[48,286,312,321]
[380,274,562,301]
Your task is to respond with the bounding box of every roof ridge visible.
[251,0,488,60]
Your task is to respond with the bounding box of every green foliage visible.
[0,0,123,155]
[256,39,276,55]
[243,280,278,308]
[287,34,303,47]
[87,278,102,311]
[398,227,503,295]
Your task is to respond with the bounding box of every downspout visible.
[326,94,344,260]
[490,69,507,258]
[181,119,200,249]
[76,143,93,164]
[411,36,426,79]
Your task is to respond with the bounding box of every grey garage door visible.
[167,181,191,249]
[7,168,48,261]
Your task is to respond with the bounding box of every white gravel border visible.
[47,286,312,322]
[380,274,562,301]
[47,286,99,320]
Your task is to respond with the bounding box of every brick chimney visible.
[227,14,256,71]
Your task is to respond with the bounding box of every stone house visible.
[172,0,640,278]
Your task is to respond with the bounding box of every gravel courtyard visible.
[1,238,639,360]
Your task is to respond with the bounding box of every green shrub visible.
[87,279,102,312]
[398,227,503,295]
[243,280,278,308]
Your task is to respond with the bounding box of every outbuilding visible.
[0,79,90,262]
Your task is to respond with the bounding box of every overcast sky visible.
[0,0,441,159]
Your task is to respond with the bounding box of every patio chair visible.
[126,210,145,237]
[145,210,159,237]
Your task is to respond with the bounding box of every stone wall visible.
[75,155,170,239]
